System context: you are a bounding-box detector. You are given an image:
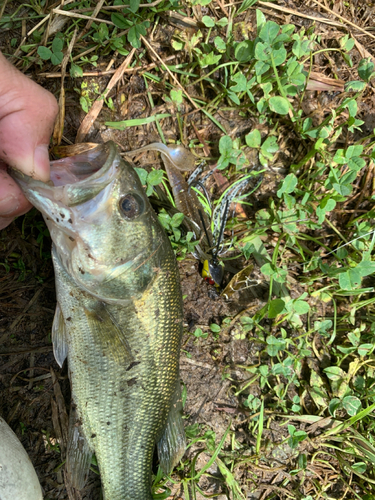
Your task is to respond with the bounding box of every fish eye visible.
[119,193,144,220]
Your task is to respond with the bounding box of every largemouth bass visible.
[10,142,185,500]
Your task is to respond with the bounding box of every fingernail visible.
[0,194,19,216]
[33,144,50,181]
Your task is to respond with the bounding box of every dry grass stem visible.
[258,1,342,27]
[52,8,115,26]
[0,0,9,21]
[53,28,78,145]
[27,14,50,37]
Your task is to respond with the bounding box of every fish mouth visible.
[10,142,120,208]
[9,142,121,254]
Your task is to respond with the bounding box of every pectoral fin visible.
[157,382,186,473]
[52,303,69,368]
[66,403,92,490]
[84,302,134,364]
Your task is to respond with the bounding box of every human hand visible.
[0,52,58,229]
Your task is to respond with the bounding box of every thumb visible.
[0,53,58,228]
[0,53,58,181]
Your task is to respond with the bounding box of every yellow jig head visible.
[202,259,223,288]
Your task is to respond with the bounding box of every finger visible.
[0,169,32,220]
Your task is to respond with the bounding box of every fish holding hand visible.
[10,142,185,500]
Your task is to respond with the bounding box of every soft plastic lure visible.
[125,143,258,286]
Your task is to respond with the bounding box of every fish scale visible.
[10,142,185,500]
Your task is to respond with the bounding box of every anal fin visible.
[52,302,68,368]
[157,381,186,473]
[66,403,92,490]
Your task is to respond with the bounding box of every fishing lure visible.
[125,143,260,286]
